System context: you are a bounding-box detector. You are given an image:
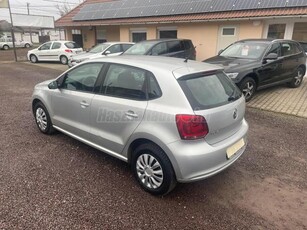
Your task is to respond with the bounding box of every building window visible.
[222,28,235,36]
[159,30,177,39]
[292,22,307,41]
[267,24,286,39]
[96,28,107,44]
[131,31,147,43]
[72,29,81,35]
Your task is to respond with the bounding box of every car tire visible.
[60,55,68,65]
[239,77,257,102]
[131,143,176,196]
[288,67,304,88]
[3,45,9,50]
[33,102,55,135]
[25,43,30,48]
[30,54,38,63]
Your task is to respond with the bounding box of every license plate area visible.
[226,138,245,159]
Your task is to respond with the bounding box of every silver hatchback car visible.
[32,56,248,195]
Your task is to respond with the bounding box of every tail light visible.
[65,49,73,53]
[176,114,209,140]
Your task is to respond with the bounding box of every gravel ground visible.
[0,62,306,229]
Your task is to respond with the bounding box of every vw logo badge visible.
[233,109,238,119]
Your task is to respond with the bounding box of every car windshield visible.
[300,42,307,52]
[220,42,268,59]
[178,72,242,110]
[65,42,81,49]
[124,41,157,55]
[89,43,110,53]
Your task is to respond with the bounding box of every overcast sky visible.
[0,0,83,22]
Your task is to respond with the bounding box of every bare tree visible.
[55,3,72,16]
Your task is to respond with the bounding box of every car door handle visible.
[80,101,90,108]
[125,111,138,118]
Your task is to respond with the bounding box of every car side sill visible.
[257,79,291,90]
[53,125,128,162]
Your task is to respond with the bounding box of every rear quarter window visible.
[178,72,242,110]
[65,42,81,49]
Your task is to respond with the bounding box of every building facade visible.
[55,0,307,61]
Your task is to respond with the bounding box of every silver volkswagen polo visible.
[32,56,248,195]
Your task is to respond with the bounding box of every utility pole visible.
[8,0,17,62]
[26,2,33,43]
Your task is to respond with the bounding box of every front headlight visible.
[226,73,239,79]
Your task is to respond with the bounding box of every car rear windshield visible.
[178,71,242,110]
[65,42,81,49]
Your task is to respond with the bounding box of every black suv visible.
[123,39,196,60]
[204,39,306,101]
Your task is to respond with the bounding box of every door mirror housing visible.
[264,53,278,61]
[104,50,111,55]
[48,80,59,89]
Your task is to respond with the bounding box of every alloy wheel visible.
[36,107,48,131]
[136,153,164,189]
[294,69,304,86]
[242,82,255,100]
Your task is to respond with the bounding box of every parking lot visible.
[0,52,307,229]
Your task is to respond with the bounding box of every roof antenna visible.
[184,57,189,63]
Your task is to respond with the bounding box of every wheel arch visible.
[125,136,181,179]
[298,64,306,75]
[241,72,259,88]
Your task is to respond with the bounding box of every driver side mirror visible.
[48,80,59,89]
[104,50,111,55]
[263,53,278,63]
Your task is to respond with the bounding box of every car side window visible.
[266,43,281,57]
[147,72,162,100]
[151,42,168,55]
[168,41,184,53]
[106,44,121,53]
[40,42,52,50]
[101,64,147,100]
[281,42,299,56]
[122,44,133,51]
[51,42,61,50]
[62,63,104,93]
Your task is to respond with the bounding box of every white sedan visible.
[27,41,83,65]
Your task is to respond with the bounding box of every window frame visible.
[51,42,62,50]
[58,62,106,94]
[98,63,162,101]
[221,27,236,37]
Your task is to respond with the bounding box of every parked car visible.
[204,39,306,101]
[27,41,83,65]
[0,37,32,50]
[32,55,248,195]
[68,42,134,67]
[123,39,196,60]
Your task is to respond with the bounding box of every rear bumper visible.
[167,119,248,183]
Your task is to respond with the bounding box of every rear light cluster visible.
[65,49,73,53]
[176,114,209,140]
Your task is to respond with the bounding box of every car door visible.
[257,42,283,86]
[166,40,186,58]
[51,62,105,140]
[89,63,148,155]
[281,41,302,81]
[50,41,62,61]
[37,42,52,60]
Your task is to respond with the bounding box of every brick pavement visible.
[248,77,307,118]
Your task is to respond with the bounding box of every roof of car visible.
[84,55,222,79]
[236,38,300,43]
[137,39,191,43]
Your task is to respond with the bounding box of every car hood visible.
[35,80,53,89]
[204,56,258,72]
[72,52,101,60]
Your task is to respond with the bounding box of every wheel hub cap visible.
[242,82,254,98]
[136,154,163,189]
[36,108,47,131]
